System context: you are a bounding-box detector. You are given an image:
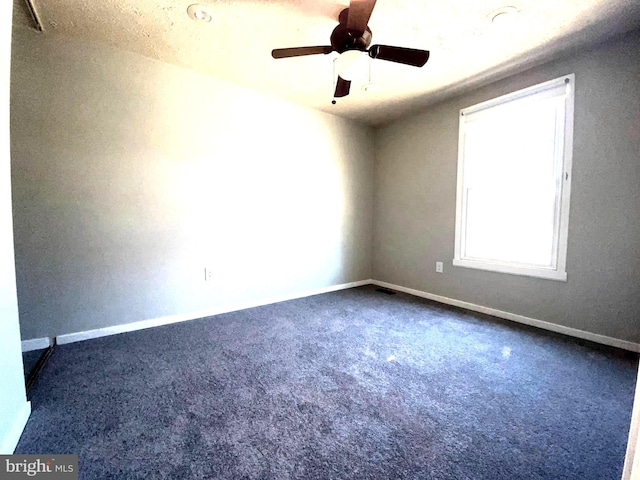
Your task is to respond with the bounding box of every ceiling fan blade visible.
[369,45,430,67]
[347,0,377,34]
[271,46,334,59]
[334,76,351,98]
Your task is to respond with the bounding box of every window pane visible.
[462,96,561,268]
[464,187,556,266]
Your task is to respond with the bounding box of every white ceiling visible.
[12,0,640,126]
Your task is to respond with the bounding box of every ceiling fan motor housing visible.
[331,10,372,53]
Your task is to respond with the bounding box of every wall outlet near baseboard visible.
[204,267,214,281]
[436,261,444,273]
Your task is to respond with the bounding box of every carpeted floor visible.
[16,286,638,479]
[22,349,45,380]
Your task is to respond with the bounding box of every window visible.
[454,74,574,281]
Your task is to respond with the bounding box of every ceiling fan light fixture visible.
[187,4,213,23]
[335,50,368,81]
[272,0,431,100]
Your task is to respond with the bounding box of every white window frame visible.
[453,74,575,281]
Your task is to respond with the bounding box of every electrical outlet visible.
[436,261,443,273]
[204,267,214,281]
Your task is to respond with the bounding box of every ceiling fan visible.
[271,0,430,101]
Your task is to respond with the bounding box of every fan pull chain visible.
[332,58,338,104]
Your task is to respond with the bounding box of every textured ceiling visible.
[12,0,640,125]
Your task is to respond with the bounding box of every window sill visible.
[452,258,567,282]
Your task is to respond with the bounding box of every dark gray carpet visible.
[16,286,638,479]
[22,348,45,380]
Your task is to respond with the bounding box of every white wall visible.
[373,30,640,344]
[11,27,374,340]
[0,0,30,454]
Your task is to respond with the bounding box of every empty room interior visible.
[2,0,640,478]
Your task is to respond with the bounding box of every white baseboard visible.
[372,280,640,353]
[49,278,640,353]
[57,279,372,345]
[21,337,52,352]
[0,400,31,454]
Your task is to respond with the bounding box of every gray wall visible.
[1,0,29,454]
[373,30,640,343]
[11,27,374,340]
[11,23,640,346]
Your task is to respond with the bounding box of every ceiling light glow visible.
[335,50,368,81]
